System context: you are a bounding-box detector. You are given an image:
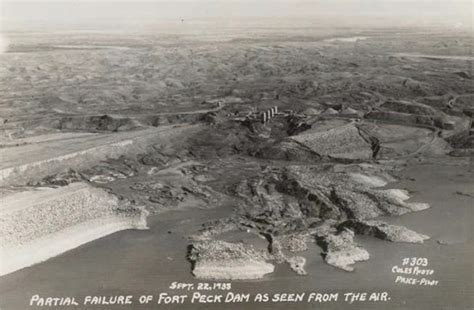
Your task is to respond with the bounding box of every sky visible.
[0,0,470,53]
[0,0,472,30]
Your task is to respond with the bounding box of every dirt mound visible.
[262,122,375,161]
[339,107,363,118]
[302,108,322,115]
[55,114,143,132]
[141,113,210,127]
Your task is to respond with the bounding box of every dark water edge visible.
[0,157,472,310]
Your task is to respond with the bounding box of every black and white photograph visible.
[0,0,472,309]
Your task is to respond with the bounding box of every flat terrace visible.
[0,124,200,186]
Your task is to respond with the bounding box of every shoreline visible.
[0,159,472,309]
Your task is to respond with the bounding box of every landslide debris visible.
[189,164,430,278]
[339,220,429,243]
[188,240,274,280]
[316,228,369,272]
